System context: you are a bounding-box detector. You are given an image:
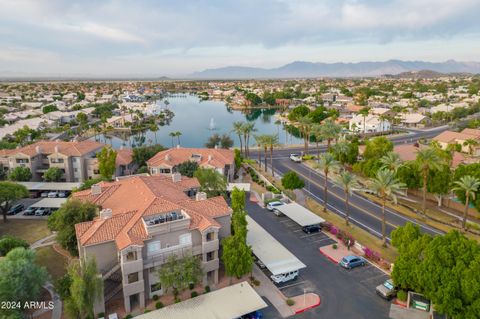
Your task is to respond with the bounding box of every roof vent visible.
[91,183,102,195]
[100,208,112,219]
[35,145,41,154]
[54,145,59,153]
[176,144,180,149]
[208,154,213,161]
[165,154,171,161]
[196,192,207,201]
[172,172,181,183]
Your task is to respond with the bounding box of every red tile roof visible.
[7,140,104,157]
[147,147,234,170]
[74,175,230,250]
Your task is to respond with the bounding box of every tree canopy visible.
[0,235,29,256]
[281,171,305,190]
[97,146,117,180]
[0,182,29,223]
[44,167,63,182]
[175,161,199,178]
[194,167,227,198]
[157,254,203,295]
[132,144,166,168]
[48,199,98,255]
[288,105,310,121]
[8,166,32,181]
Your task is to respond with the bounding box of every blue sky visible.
[0,0,479,77]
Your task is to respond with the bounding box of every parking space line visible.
[292,229,302,233]
[300,233,322,239]
[278,280,307,290]
[311,237,334,244]
[360,273,389,283]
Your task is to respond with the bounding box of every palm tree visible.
[320,118,341,150]
[242,122,256,158]
[232,121,244,155]
[174,131,182,146]
[379,152,403,174]
[311,124,323,161]
[416,148,443,212]
[150,123,159,144]
[253,134,265,165]
[169,132,176,148]
[298,116,312,154]
[335,170,360,226]
[263,134,280,177]
[332,137,350,164]
[463,139,479,155]
[367,169,406,246]
[358,107,370,136]
[315,153,340,212]
[452,175,480,230]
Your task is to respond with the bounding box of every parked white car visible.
[48,191,58,198]
[289,153,302,163]
[266,201,284,211]
[270,270,299,284]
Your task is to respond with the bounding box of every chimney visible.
[99,208,112,219]
[176,144,180,149]
[35,145,41,154]
[172,172,182,183]
[208,154,213,162]
[214,145,218,149]
[196,192,207,201]
[54,145,59,153]
[91,183,102,195]
[165,154,171,161]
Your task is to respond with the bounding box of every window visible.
[50,158,64,164]
[206,251,214,262]
[128,272,139,284]
[206,232,215,241]
[74,168,78,173]
[147,241,161,255]
[179,233,192,245]
[159,168,171,174]
[151,283,161,292]
[93,169,99,174]
[126,251,137,261]
[149,266,158,273]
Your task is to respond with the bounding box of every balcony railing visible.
[146,243,192,264]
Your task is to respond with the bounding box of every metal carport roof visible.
[31,198,67,208]
[275,202,325,227]
[134,282,266,319]
[18,182,81,191]
[247,215,306,276]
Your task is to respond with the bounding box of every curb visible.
[294,296,321,314]
[318,248,339,264]
[392,299,407,308]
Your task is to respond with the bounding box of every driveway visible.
[247,200,390,318]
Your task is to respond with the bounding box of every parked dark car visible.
[8,203,25,215]
[302,224,321,234]
[339,255,366,269]
[241,310,263,319]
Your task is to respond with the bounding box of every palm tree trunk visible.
[327,139,331,151]
[177,136,181,146]
[345,193,350,226]
[422,169,427,212]
[382,199,387,246]
[238,135,243,155]
[270,146,274,177]
[246,134,250,158]
[3,212,7,223]
[463,194,469,230]
[323,171,328,212]
[316,141,320,162]
[258,147,261,165]
[263,146,268,172]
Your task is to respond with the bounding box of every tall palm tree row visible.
[231,121,256,157]
[452,175,480,230]
[320,118,341,150]
[253,134,265,166]
[334,170,360,226]
[415,148,443,212]
[379,152,403,174]
[366,169,406,246]
[315,153,340,212]
[232,121,244,154]
[263,134,280,177]
[297,116,312,154]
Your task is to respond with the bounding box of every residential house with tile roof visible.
[73,174,232,313]
[0,140,134,182]
[433,128,480,156]
[147,147,235,181]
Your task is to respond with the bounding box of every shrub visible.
[0,236,29,256]
[125,315,133,319]
[152,294,159,301]
[302,154,314,160]
[204,285,211,293]
[144,309,151,313]
[323,222,333,232]
[155,301,164,309]
[174,297,181,303]
[97,312,105,318]
[363,246,382,262]
[329,226,338,235]
[253,279,260,286]
[286,299,295,306]
[191,291,198,298]
[397,290,407,302]
[189,282,195,290]
[281,171,305,190]
[332,244,338,250]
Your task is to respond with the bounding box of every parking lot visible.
[247,199,391,318]
[7,196,65,219]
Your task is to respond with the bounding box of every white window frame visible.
[179,233,192,245]
[147,240,161,255]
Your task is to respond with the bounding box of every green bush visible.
[152,294,159,301]
[97,312,105,318]
[191,291,198,298]
[125,315,133,319]
[189,282,195,290]
[302,155,314,160]
[332,244,338,250]
[0,236,29,256]
[144,309,151,313]
[174,297,181,303]
[204,285,211,293]
[397,290,407,302]
[281,171,305,190]
[155,301,164,309]
[286,298,295,306]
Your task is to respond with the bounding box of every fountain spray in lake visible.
[209,118,216,130]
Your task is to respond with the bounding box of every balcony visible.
[121,259,143,275]
[202,239,219,253]
[202,259,219,273]
[144,243,192,266]
[123,279,144,296]
[144,211,190,235]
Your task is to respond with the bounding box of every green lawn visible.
[0,219,51,244]
[36,246,68,280]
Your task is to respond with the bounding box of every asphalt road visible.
[246,200,391,319]
[250,127,448,240]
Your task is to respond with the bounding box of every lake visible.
[93,94,303,149]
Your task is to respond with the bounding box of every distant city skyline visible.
[1,0,479,77]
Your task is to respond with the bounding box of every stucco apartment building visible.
[0,140,135,182]
[74,174,232,313]
[147,147,235,182]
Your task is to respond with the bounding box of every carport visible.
[247,215,306,276]
[133,282,266,319]
[275,202,325,227]
[31,198,67,209]
[227,182,251,192]
[18,182,81,191]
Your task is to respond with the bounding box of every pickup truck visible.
[289,153,302,163]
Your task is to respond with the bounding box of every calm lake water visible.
[94,94,303,149]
